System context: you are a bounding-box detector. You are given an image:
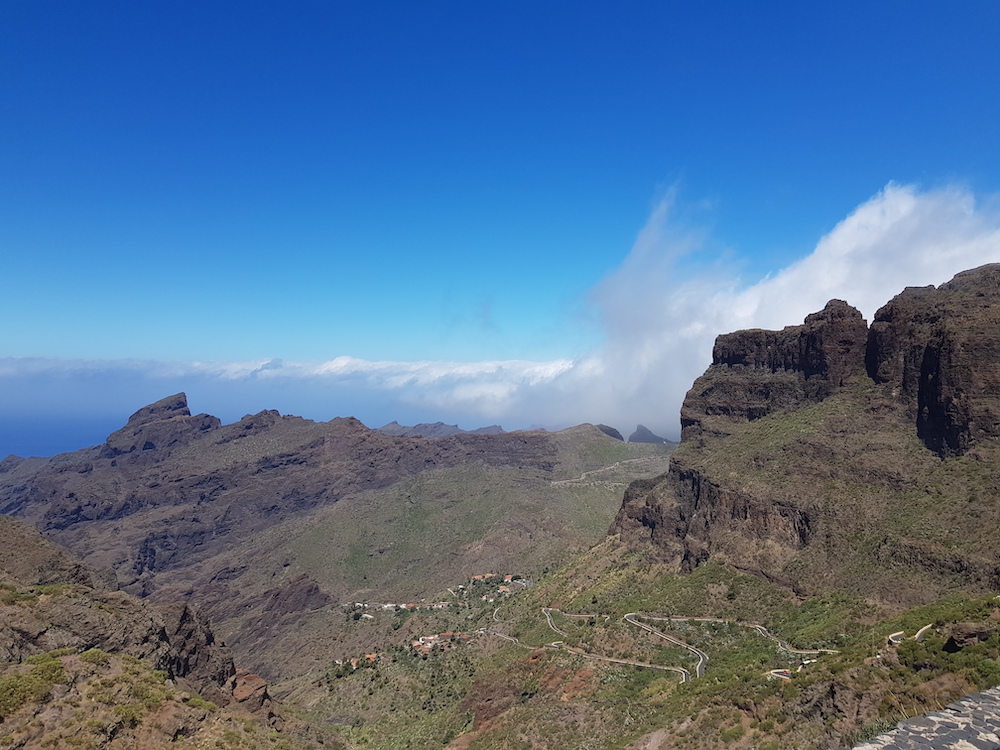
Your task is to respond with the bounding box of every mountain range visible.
[3,264,1000,750]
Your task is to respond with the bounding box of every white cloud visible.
[578,182,1000,435]
[3,183,1000,456]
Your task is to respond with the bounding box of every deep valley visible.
[4,265,1000,749]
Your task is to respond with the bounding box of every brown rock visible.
[612,264,1000,598]
[99,392,221,462]
[681,299,868,441]
[159,601,236,704]
[944,622,997,652]
[867,263,1000,455]
[227,668,283,728]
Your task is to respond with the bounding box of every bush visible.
[185,694,218,711]
[0,658,68,718]
[79,648,111,665]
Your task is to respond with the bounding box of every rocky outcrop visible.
[613,463,813,590]
[681,299,869,441]
[0,513,284,719]
[99,392,221,462]
[867,264,1000,456]
[596,424,625,441]
[160,602,237,704]
[227,669,282,728]
[943,622,996,652]
[0,516,230,684]
[0,514,298,747]
[628,425,668,444]
[612,265,1000,597]
[0,514,103,588]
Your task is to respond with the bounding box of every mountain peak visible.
[125,393,191,427]
[101,393,220,461]
[628,424,666,443]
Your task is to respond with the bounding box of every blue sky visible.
[3,2,1000,456]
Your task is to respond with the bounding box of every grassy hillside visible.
[633,383,1000,604]
[280,538,999,750]
[135,427,674,681]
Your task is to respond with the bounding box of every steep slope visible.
[613,264,1000,603]
[0,401,672,680]
[0,514,316,748]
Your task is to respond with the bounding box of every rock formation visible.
[867,265,1000,456]
[680,299,869,442]
[612,264,1000,600]
[628,425,668,444]
[596,424,625,441]
[0,514,260,711]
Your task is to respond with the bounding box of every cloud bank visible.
[4,183,1000,456]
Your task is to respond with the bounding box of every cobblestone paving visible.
[847,686,1000,749]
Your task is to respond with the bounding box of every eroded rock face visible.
[0,514,100,588]
[99,392,222,462]
[160,602,237,704]
[628,425,667,444]
[612,265,1000,596]
[681,299,869,441]
[0,515,234,691]
[868,265,1000,456]
[671,264,1000,453]
[944,622,997,652]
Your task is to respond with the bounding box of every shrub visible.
[113,702,143,727]
[185,694,218,711]
[79,648,111,665]
[0,658,68,717]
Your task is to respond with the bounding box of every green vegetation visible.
[184,693,219,711]
[303,538,1000,750]
[78,648,111,665]
[0,650,69,718]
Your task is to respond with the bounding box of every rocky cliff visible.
[0,514,296,747]
[867,264,1000,456]
[612,264,1000,601]
[680,299,869,443]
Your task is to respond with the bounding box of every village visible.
[333,573,532,670]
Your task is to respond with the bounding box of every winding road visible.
[623,613,709,678]
[497,607,842,684]
[888,624,934,645]
[550,457,666,486]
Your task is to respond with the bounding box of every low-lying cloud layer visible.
[4,183,1000,456]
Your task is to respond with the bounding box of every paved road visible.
[559,644,691,682]
[542,607,569,636]
[624,613,709,678]
[479,618,691,682]
[491,607,836,686]
[550,457,663,486]
[650,615,840,656]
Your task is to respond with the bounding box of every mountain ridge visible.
[0,402,672,682]
[613,263,1000,602]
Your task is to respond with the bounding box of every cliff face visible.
[681,299,869,442]
[613,264,1000,600]
[0,514,235,699]
[867,265,1000,456]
